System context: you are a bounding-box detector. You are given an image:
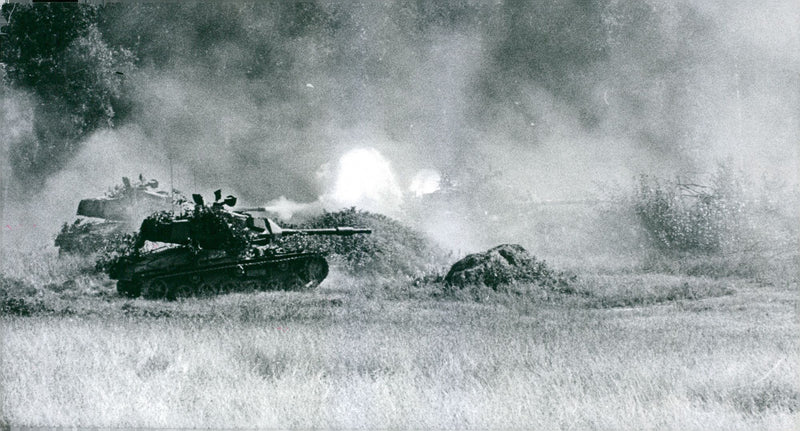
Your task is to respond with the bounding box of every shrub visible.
[93,231,139,274]
[630,162,799,281]
[633,163,747,255]
[54,219,132,256]
[0,274,37,297]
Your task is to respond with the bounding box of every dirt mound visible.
[444,244,570,289]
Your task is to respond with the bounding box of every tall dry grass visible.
[1,279,797,429]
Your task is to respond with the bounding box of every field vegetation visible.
[629,163,799,284]
[1,168,798,429]
[1,265,796,429]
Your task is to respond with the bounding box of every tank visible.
[108,191,371,299]
[76,175,175,223]
[56,175,182,255]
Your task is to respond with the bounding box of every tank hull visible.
[113,248,329,299]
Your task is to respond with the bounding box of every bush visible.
[633,164,747,254]
[55,219,134,256]
[443,244,574,290]
[630,163,799,281]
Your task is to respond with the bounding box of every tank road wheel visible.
[263,278,281,291]
[142,278,170,300]
[294,256,329,290]
[307,257,329,286]
[117,280,141,298]
[164,284,177,301]
[242,279,263,292]
[220,280,242,294]
[173,278,195,298]
[196,281,220,297]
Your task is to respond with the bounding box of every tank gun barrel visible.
[281,227,372,235]
[232,207,268,213]
[249,226,370,246]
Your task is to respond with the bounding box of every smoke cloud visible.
[1,0,797,254]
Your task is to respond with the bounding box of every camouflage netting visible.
[187,207,251,251]
[444,244,572,289]
[138,208,250,252]
[95,207,251,275]
[278,208,449,277]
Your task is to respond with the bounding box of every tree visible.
[1,3,134,182]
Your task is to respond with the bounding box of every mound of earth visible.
[444,244,569,289]
[278,208,448,277]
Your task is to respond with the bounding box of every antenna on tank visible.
[169,155,175,215]
[162,115,175,216]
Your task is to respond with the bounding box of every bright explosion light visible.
[330,148,402,209]
[409,169,441,196]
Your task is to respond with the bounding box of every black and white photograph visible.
[0,1,797,429]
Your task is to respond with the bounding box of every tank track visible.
[117,253,328,300]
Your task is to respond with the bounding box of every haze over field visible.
[1,0,797,252]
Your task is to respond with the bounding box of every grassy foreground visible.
[0,259,797,429]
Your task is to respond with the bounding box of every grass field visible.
[0,248,797,429]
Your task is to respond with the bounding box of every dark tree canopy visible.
[1,3,133,182]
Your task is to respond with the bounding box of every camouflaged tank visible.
[55,175,181,255]
[109,191,370,299]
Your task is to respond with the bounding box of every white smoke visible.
[259,196,322,221]
[246,147,408,222]
[409,169,441,196]
[319,147,404,215]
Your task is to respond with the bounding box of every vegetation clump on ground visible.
[628,163,799,282]
[0,275,48,316]
[632,165,748,254]
[443,243,573,290]
[54,219,131,256]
